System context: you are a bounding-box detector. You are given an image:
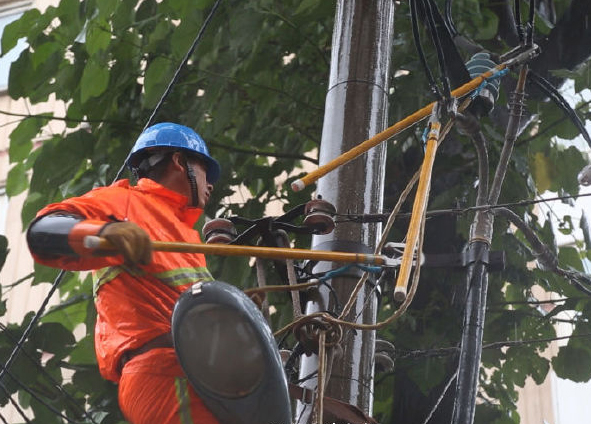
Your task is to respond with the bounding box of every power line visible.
[394,331,591,361]
[113,0,223,181]
[334,191,591,223]
[0,322,98,424]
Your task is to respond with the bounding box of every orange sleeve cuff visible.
[68,220,107,256]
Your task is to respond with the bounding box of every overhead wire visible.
[113,0,223,181]
[527,70,591,148]
[0,381,31,423]
[526,0,536,46]
[0,322,97,424]
[421,0,452,101]
[0,370,79,424]
[443,0,458,36]
[514,0,525,42]
[410,0,442,101]
[333,191,591,224]
[0,271,64,389]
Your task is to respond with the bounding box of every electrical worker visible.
[27,122,221,424]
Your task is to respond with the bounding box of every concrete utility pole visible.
[297,1,394,422]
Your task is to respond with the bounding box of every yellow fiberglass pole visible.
[84,236,396,267]
[291,65,507,192]
[393,120,441,302]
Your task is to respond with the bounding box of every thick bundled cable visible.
[410,0,442,101]
[527,70,591,148]
[421,0,452,101]
[444,0,458,36]
[514,0,525,42]
[526,0,536,46]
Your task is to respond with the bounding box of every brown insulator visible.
[202,218,237,244]
[303,199,337,235]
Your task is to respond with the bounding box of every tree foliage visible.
[0,0,590,423]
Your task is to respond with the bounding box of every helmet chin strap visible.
[185,161,200,208]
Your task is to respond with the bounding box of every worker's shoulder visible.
[84,179,132,197]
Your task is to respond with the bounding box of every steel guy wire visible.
[0,380,31,423]
[113,0,223,181]
[0,322,98,424]
[0,369,79,424]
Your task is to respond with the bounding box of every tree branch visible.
[495,207,591,297]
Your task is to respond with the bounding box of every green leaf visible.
[30,41,61,70]
[0,235,7,272]
[143,56,173,108]
[1,9,40,54]
[552,345,591,382]
[86,18,112,56]
[558,245,583,271]
[31,322,76,355]
[97,0,119,19]
[530,152,551,192]
[6,162,28,196]
[80,59,110,102]
[69,334,97,365]
[8,117,46,163]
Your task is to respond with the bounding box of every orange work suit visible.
[32,178,220,424]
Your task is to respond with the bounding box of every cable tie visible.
[471,68,509,99]
[318,263,381,282]
[356,264,383,274]
[319,265,353,282]
[421,126,429,144]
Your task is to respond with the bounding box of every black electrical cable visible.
[1,369,79,424]
[0,322,98,424]
[114,0,223,181]
[444,0,458,36]
[410,0,443,101]
[0,270,64,385]
[421,0,452,101]
[514,0,525,43]
[526,0,536,46]
[528,70,591,148]
[0,412,8,424]
[0,381,32,423]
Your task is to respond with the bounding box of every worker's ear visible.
[170,151,187,172]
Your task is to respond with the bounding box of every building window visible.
[0,2,31,90]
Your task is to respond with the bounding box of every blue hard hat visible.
[128,122,221,183]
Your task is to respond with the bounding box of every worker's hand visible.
[99,222,152,265]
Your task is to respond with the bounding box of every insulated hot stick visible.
[290,66,505,192]
[394,115,441,302]
[290,47,539,193]
[83,236,403,267]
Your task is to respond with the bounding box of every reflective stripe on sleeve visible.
[93,266,214,295]
[175,377,194,424]
[152,267,214,287]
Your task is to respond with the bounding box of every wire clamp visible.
[502,43,541,68]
